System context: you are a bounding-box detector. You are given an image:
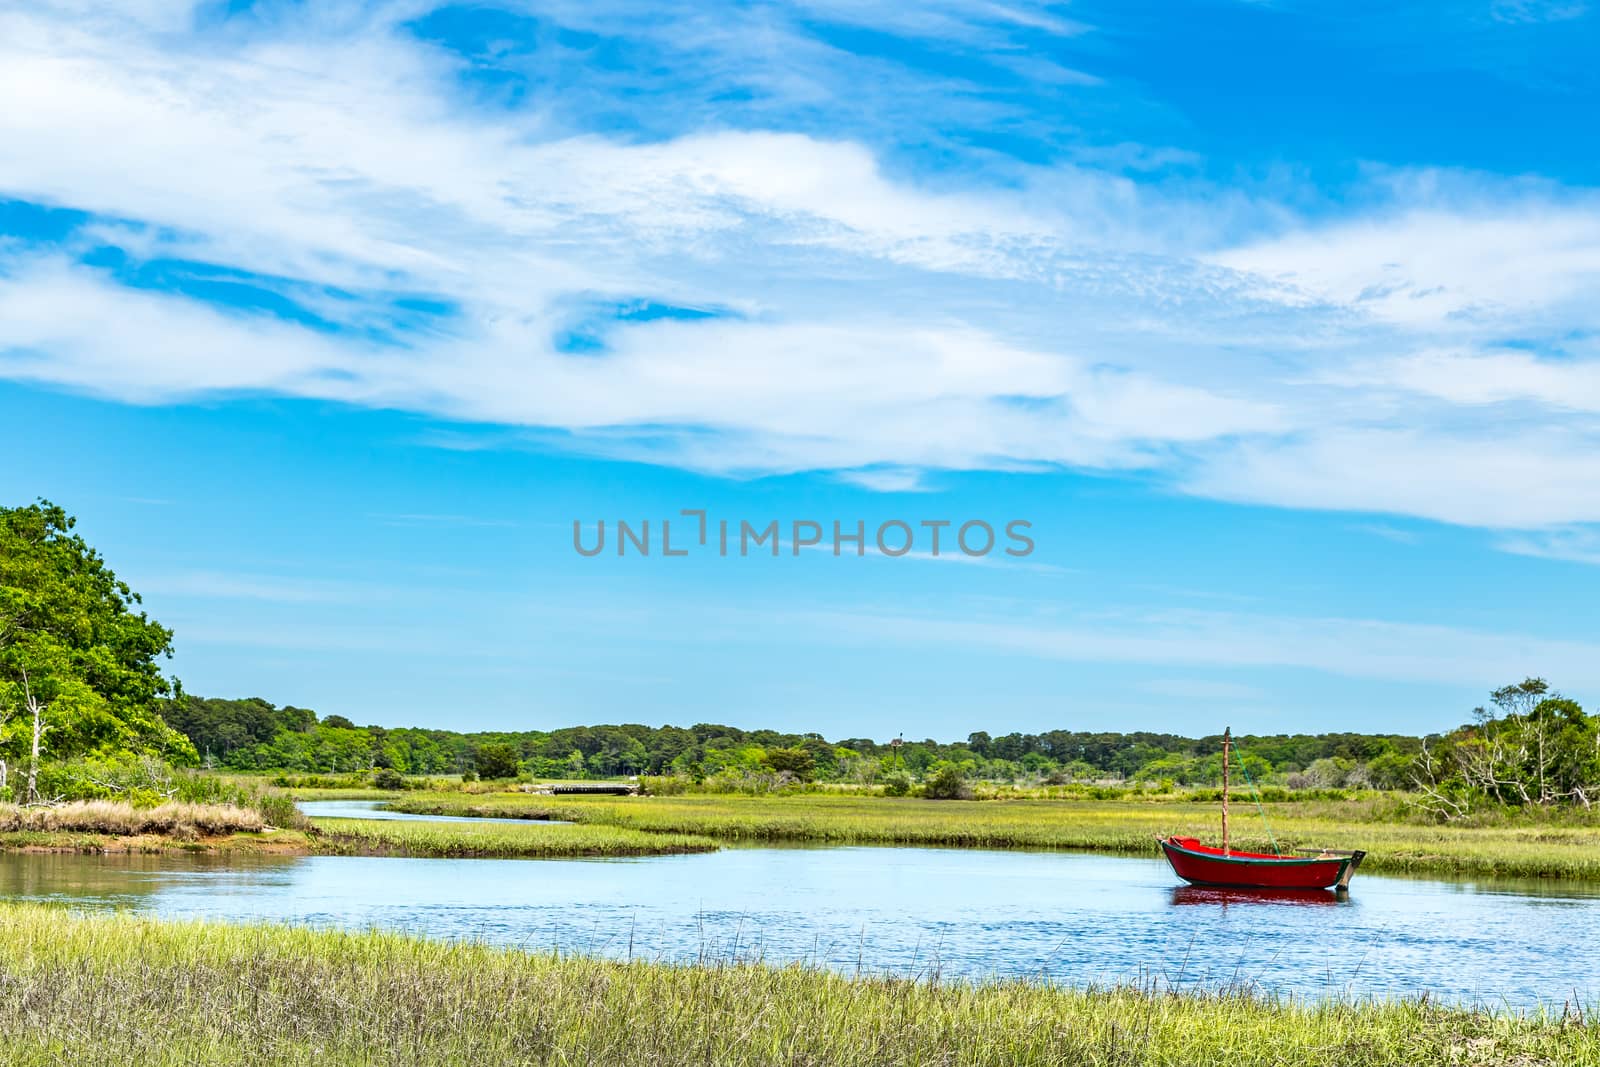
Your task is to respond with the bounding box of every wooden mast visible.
[1221,726,1231,857]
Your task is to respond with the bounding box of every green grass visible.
[1,903,1593,1066]
[386,792,1600,880]
[305,816,719,858]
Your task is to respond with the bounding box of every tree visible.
[762,746,815,782]
[1,502,195,795]
[923,760,971,800]
[475,742,520,780]
[1412,679,1600,818]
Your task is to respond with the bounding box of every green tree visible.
[1,502,195,799]
[923,760,971,800]
[1413,679,1600,817]
[762,746,815,781]
[475,742,520,779]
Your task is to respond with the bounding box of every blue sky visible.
[4,0,1600,738]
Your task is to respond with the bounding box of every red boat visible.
[1159,836,1364,890]
[1158,728,1366,892]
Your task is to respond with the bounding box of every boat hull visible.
[1159,836,1363,890]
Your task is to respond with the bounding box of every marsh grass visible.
[388,792,1600,880]
[1,903,1594,1066]
[307,816,719,858]
[0,801,267,836]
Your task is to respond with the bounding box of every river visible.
[5,811,1598,1009]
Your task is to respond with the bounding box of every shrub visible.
[371,768,406,791]
[923,762,972,800]
[475,743,520,780]
[881,773,912,797]
[761,747,816,782]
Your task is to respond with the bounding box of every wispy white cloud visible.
[1496,526,1600,566]
[1137,678,1268,702]
[1491,0,1589,24]
[795,604,1600,691]
[3,0,1600,542]
[375,513,523,529]
[1351,523,1421,546]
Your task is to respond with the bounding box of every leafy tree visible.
[475,742,520,780]
[923,760,971,800]
[1,502,195,799]
[1413,679,1600,817]
[371,767,406,790]
[762,746,815,781]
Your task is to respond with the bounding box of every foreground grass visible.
[1,904,1593,1067]
[306,817,718,858]
[389,792,1600,881]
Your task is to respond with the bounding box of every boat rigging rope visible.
[1236,758,1281,856]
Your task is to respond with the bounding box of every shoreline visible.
[0,820,720,859]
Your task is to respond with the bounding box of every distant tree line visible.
[165,694,1433,788]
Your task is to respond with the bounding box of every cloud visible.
[1185,428,1600,528]
[1317,347,1600,413]
[1209,205,1600,331]
[1491,0,1589,24]
[1496,526,1600,565]
[797,605,1600,691]
[1137,678,1268,702]
[3,1,1600,539]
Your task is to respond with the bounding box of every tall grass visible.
[307,817,719,858]
[388,792,1600,880]
[0,903,1594,1066]
[0,801,266,836]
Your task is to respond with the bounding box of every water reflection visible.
[297,800,564,825]
[1169,885,1344,907]
[0,851,300,906]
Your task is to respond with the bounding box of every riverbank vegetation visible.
[308,817,718,858]
[3,903,1595,1067]
[0,799,266,835]
[0,798,718,858]
[386,792,1600,880]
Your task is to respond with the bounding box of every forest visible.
[165,693,1428,788]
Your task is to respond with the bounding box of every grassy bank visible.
[387,792,1600,881]
[0,800,304,855]
[0,800,267,835]
[0,800,717,859]
[1,903,1593,1066]
[307,817,719,858]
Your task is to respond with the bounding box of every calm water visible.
[5,842,1599,1008]
[297,799,566,824]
